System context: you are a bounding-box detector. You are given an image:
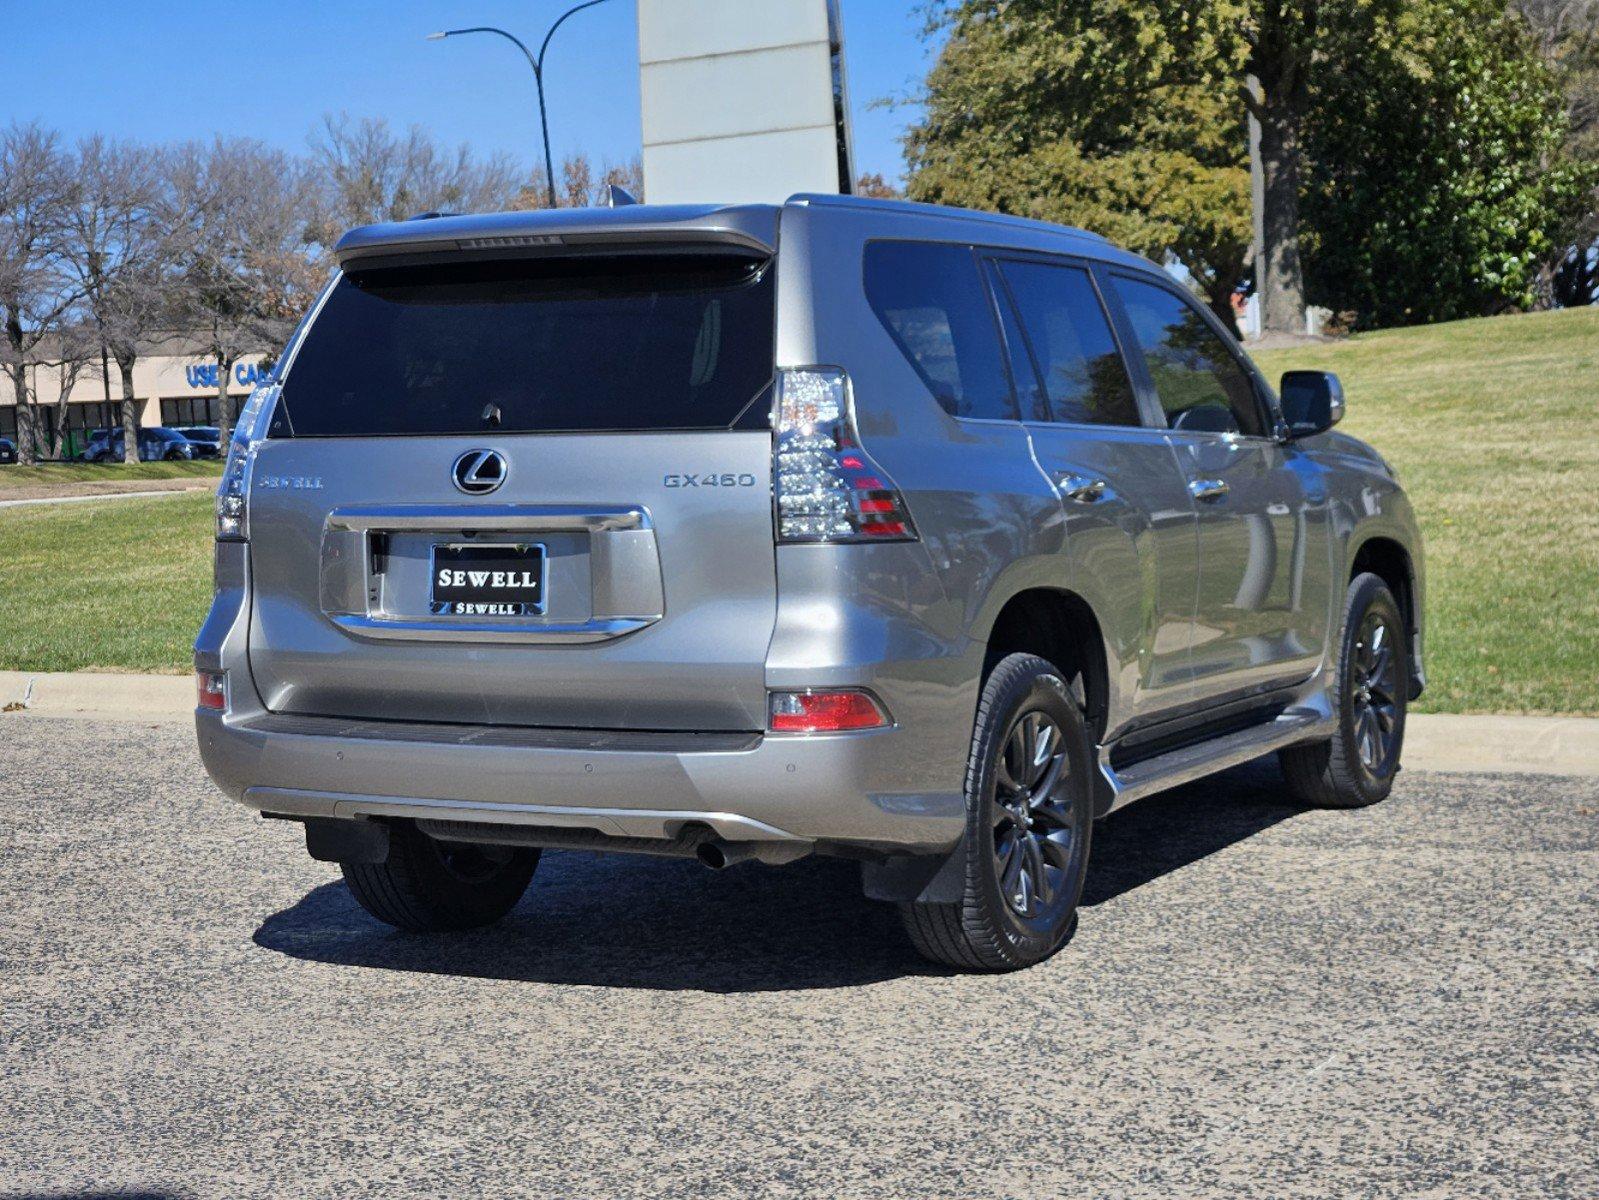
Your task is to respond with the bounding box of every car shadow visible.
[253,759,1309,992]
[1080,757,1310,907]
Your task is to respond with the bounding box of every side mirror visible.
[1279,370,1345,439]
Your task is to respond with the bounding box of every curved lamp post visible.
[428,0,615,208]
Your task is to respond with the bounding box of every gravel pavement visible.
[2,715,1595,1199]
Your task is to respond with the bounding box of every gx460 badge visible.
[664,473,758,488]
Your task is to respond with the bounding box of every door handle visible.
[1055,474,1109,504]
[1189,478,1230,503]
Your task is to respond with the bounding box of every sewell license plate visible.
[430,542,547,616]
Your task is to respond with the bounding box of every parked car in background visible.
[83,426,201,463]
[174,426,223,458]
[196,196,1425,973]
[0,437,16,465]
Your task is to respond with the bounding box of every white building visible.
[0,334,269,456]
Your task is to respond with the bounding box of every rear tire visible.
[1280,572,1409,809]
[900,653,1094,972]
[341,822,538,932]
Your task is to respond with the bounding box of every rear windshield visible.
[276,253,775,436]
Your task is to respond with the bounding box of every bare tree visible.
[307,113,524,245]
[560,153,594,209]
[170,138,326,444]
[0,123,79,465]
[37,323,97,459]
[509,153,644,210]
[59,136,184,464]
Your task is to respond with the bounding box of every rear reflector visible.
[769,690,890,733]
[196,671,227,712]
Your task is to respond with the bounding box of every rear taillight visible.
[769,689,891,733]
[215,383,279,542]
[774,368,916,543]
[196,670,227,712]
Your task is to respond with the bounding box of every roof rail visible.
[786,192,1109,244]
[408,210,463,222]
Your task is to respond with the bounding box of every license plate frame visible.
[428,541,548,617]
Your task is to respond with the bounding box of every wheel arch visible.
[979,587,1111,745]
[1348,534,1424,699]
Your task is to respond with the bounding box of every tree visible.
[1513,0,1599,154]
[59,136,180,464]
[905,2,1253,334]
[508,153,644,209]
[307,114,525,245]
[170,138,325,445]
[854,172,902,199]
[1304,0,1596,325]
[0,123,78,465]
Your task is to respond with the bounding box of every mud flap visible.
[303,817,390,865]
[860,846,966,904]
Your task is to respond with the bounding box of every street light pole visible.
[428,0,615,210]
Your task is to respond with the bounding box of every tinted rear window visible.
[863,241,1017,421]
[277,254,775,436]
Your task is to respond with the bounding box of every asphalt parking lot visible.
[2,715,1595,1199]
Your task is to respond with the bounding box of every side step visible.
[1100,709,1335,811]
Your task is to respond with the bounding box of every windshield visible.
[276,253,776,437]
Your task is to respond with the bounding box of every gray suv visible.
[195,195,1424,971]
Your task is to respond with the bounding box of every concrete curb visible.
[0,487,207,509]
[4,669,1598,777]
[1,670,194,722]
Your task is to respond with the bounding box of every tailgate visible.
[246,432,776,730]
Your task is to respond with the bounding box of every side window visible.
[1113,275,1265,436]
[995,259,1142,427]
[864,241,1018,421]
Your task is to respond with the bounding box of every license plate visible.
[430,543,546,616]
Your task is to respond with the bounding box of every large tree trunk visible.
[215,355,236,447]
[4,313,38,465]
[1256,97,1307,334]
[116,354,140,465]
[7,365,38,466]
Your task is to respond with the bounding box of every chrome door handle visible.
[1189,478,1229,503]
[1055,474,1108,504]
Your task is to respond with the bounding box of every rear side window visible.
[277,254,775,436]
[863,241,1017,421]
[1113,275,1264,437]
[994,260,1141,427]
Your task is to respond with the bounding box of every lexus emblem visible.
[452,449,507,495]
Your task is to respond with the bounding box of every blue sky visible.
[3,0,934,185]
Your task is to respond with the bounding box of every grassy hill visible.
[1254,306,1599,715]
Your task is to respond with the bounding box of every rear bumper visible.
[196,708,966,853]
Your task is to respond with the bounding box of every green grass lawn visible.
[1254,306,1599,715]
[0,492,215,674]
[1,460,223,489]
[1,308,1594,713]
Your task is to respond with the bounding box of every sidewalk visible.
[5,669,1598,777]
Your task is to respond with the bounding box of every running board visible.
[1099,710,1335,811]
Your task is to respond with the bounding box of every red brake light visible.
[769,690,890,733]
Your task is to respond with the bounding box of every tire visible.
[1280,572,1409,808]
[899,653,1095,972]
[341,821,539,932]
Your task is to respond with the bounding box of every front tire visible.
[900,653,1094,972]
[1280,572,1409,808]
[341,822,538,932]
